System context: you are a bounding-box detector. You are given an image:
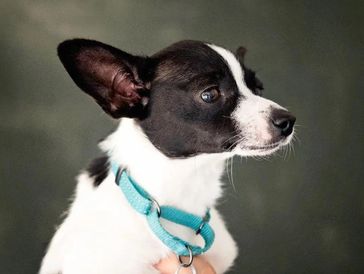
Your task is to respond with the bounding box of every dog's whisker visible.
[230,157,236,192]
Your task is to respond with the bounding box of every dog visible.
[39,39,295,274]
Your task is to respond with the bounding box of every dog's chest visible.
[59,172,216,272]
[52,178,163,273]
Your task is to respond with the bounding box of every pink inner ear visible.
[79,48,144,103]
[110,69,143,109]
[67,43,149,116]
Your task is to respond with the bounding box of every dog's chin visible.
[233,135,293,157]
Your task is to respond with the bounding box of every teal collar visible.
[111,162,215,257]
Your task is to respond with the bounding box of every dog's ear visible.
[235,46,247,64]
[58,39,153,118]
[235,46,264,95]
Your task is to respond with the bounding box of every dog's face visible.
[58,39,295,158]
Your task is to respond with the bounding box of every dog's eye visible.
[201,87,220,103]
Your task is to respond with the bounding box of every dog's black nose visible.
[271,109,296,137]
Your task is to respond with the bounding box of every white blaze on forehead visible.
[207,44,252,97]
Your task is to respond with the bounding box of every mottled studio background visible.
[0,1,363,273]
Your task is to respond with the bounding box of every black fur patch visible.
[86,156,110,186]
[243,66,264,96]
[138,41,242,158]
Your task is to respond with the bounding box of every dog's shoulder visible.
[86,155,110,187]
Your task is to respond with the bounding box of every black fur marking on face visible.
[137,41,242,158]
[86,156,110,187]
[243,66,264,96]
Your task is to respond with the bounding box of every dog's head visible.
[58,39,295,158]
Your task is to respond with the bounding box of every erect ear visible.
[235,46,247,64]
[235,46,264,94]
[57,39,154,118]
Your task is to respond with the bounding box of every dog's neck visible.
[100,118,228,216]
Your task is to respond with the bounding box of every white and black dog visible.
[39,39,295,274]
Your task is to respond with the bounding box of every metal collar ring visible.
[178,245,194,267]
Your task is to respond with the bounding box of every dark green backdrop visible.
[1,1,363,273]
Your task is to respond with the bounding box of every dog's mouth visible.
[240,142,282,155]
[233,134,294,156]
[244,142,281,151]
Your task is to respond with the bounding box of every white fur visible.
[208,44,251,97]
[208,44,293,156]
[40,119,238,274]
[40,44,293,274]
